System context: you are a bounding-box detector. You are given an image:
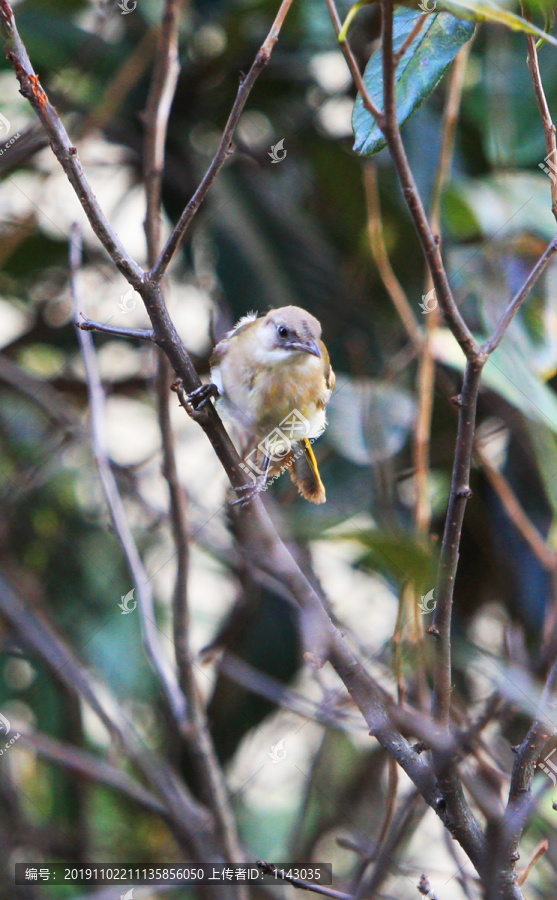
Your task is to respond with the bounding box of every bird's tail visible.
[288,438,326,504]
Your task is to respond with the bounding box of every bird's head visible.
[260,306,322,358]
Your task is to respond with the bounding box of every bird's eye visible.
[277,325,288,338]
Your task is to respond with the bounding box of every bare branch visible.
[141,2,249,876]
[474,440,557,573]
[363,164,422,349]
[17,726,166,817]
[143,0,182,264]
[70,224,188,730]
[324,0,382,123]
[506,659,557,863]
[149,0,296,282]
[256,861,355,900]
[393,13,428,66]
[480,235,557,356]
[76,314,155,342]
[0,0,143,285]
[524,5,557,222]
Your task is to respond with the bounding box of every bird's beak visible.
[286,337,322,358]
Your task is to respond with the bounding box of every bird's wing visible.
[209,313,259,369]
[326,363,336,394]
[319,340,335,394]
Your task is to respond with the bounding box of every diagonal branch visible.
[0,0,143,286]
[149,0,295,282]
[17,726,167,817]
[70,224,188,730]
[480,234,557,356]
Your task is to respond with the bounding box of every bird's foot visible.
[171,380,218,423]
[187,382,219,410]
[229,479,265,507]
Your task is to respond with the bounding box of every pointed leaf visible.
[352,8,475,157]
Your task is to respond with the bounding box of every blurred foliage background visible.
[2,0,557,897]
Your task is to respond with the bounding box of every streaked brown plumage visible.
[210,306,335,503]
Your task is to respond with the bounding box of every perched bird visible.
[189,306,335,502]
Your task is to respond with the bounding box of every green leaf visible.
[439,0,557,47]
[352,8,475,157]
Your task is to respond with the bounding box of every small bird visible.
[189,306,335,503]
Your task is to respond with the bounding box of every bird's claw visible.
[229,480,264,507]
[171,380,218,423]
[186,383,218,410]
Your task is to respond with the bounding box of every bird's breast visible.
[215,349,329,440]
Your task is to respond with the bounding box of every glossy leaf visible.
[352,8,475,156]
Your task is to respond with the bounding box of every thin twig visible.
[393,13,428,65]
[324,0,382,122]
[412,43,472,703]
[256,861,355,900]
[524,5,557,222]
[378,0,477,360]
[480,235,557,355]
[76,314,155,342]
[474,440,557,573]
[363,164,422,349]
[414,42,473,538]
[70,224,188,731]
[0,0,143,286]
[378,0,486,873]
[17,726,167,816]
[506,658,557,866]
[143,0,182,263]
[149,0,296,282]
